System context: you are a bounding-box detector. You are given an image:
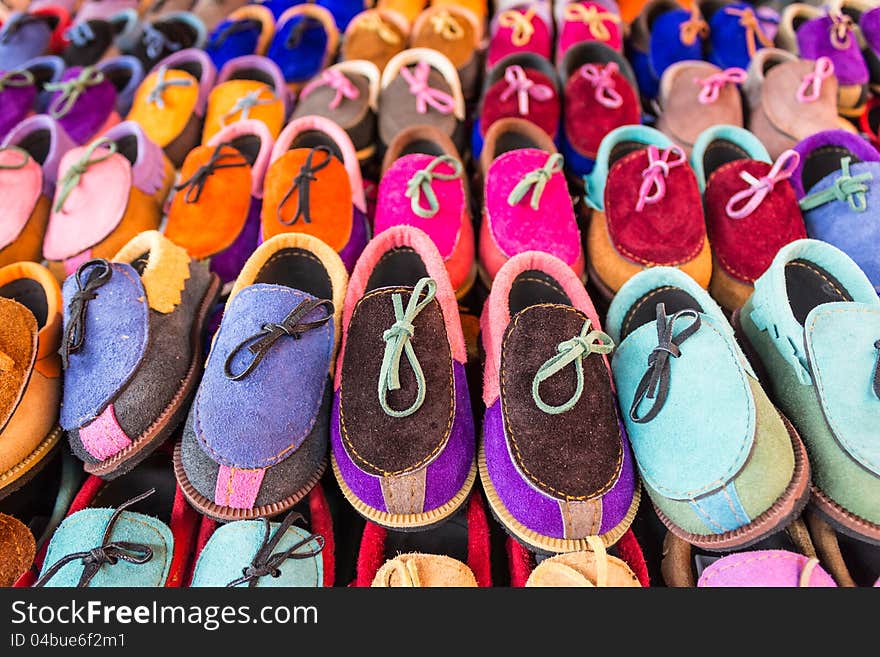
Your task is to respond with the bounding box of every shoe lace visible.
[142,24,183,60]
[0,69,34,93]
[694,67,747,104]
[219,84,277,125]
[829,8,855,50]
[532,319,614,415]
[562,3,620,41]
[44,66,106,119]
[173,141,249,204]
[378,277,437,418]
[507,152,564,210]
[796,56,835,103]
[499,64,553,116]
[799,156,873,213]
[404,154,463,218]
[60,258,113,368]
[34,489,156,588]
[225,512,325,588]
[724,6,773,58]
[629,303,702,424]
[147,65,194,109]
[399,60,456,115]
[635,145,686,212]
[353,12,401,45]
[224,297,333,381]
[725,149,800,219]
[430,9,464,40]
[679,7,709,46]
[275,146,333,226]
[54,138,118,213]
[65,21,97,47]
[579,62,623,109]
[300,68,360,110]
[497,7,536,47]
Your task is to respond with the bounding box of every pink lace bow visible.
[300,68,360,110]
[695,67,747,104]
[579,62,622,109]
[499,65,553,116]
[797,57,835,103]
[399,61,456,115]
[725,149,800,219]
[636,145,687,212]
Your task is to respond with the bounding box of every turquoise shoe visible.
[606,266,810,550]
[736,238,880,546]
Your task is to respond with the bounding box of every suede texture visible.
[181,385,330,509]
[51,67,118,145]
[698,550,836,587]
[0,75,37,141]
[604,148,706,266]
[706,2,769,70]
[410,7,479,70]
[487,6,552,68]
[500,304,623,500]
[705,159,806,283]
[125,17,204,71]
[126,68,200,150]
[379,67,461,147]
[0,299,38,432]
[267,14,330,84]
[60,263,149,430]
[796,14,868,86]
[209,201,261,284]
[0,514,35,586]
[261,149,354,252]
[374,553,478,587]
[331,360,474,513]
[293,71,372,140]
[480,68,559,139]
[203,80,286,144]
[484,400,637,537]
[557,1,624,58]
[341,11,406,71]
[193,285,333,469]
[205,18,262,71]
[164,144,253,260]
[39,509,172,587]
[191,520,323,587]
[98,56,143,115]
[791,130,880,197]
[0,14,54,69]
[648,8,704,86]
[564,64,640,158]
[339,288,454,477]
[0,149,43,253]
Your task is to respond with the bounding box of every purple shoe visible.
[0,69,38,141]
[175,232,348,522]
[331,225,476,530]
[0,11,63,69]
[480,250,638,553]
[22,55,66,113]
[44,65,121,144]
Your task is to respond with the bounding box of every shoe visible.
[0,69,39,142]
[0,116,76,267]
[27,451,200,587]
[165,118,273,286]
[805,510,880,587]
[743,48,843,159]
[127,48,217,167]
[44,65,122,145]
[478,118,581,284]
[487,1,552,70]
[121,12,207,72]
[584,125,711,298]
[294,60,380,163]
[697,550,836,586]
[175,232,346,521]
[777,3,869,118]
[202,54,289,143]
[97,54,144,115]
[59,9,140,67]
[20,54,66,113]
[341,8,409,72]
[261,114,369,272]
[526,538,642,586]
[378,48,465,152]
[697,0,773,70]
[330,225,476,530]
[655,60,746,156]
[410,5,482,99]
[555,0,623,62]
[266,4,339,90]
[790,130,880,292]
[204,4,275,71]
[559,41,641,175]
[60,231,220,478]
[737,238,880,545]
[190,0,250,32]
[480,251,637,552]
[43,127,171,280]
[74,0,137,24]
[691,125,806,311]
[627,0,707,101]
[376,124,475,297]
[607,266,811,550]
[0,10,68,69]
[189,511,326,587]
[0,514,35,586]
[473,53,560,159]
[356,491,492,587]
[0,262,63,499]
[376,0,423,24]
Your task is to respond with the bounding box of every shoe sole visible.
[331,453,476,531]
[478,441,641,554]
[173,441,328,522]
[83,273,222,479]
[0,425,63,501]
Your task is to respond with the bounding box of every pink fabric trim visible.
[79,403,133,461]
[374,153,463,258]
[481,250,602,406]
[271,115,366,213]
[0,150,42,250]
[43,149,132,260]
[63,249,92,276]
[334,225,466,390]
[103,121,167,196]
[214,465,265,509]
[207,119,274,199]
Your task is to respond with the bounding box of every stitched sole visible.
[0,425,63,501]
[173,440,328,522]
[478,441,641,554]
[331,454,476,530]
[810,485,880,547]
[84,273,222,479]
[654,412,812,552]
